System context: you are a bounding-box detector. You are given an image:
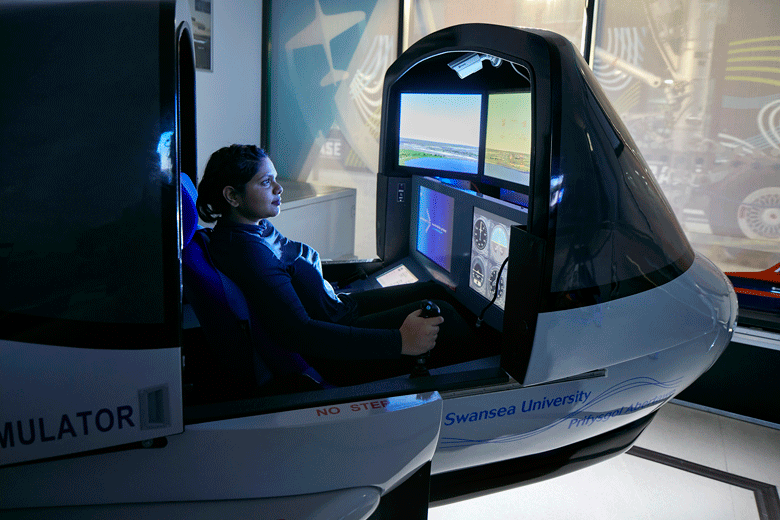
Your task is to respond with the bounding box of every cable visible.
[476,256,509,327]
[511,62,531,84]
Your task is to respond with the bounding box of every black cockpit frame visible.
[377,24,695,384]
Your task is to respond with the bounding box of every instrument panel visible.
[469,207,517,310]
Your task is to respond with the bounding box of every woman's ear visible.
[222,186,240,207]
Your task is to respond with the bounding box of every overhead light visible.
[448,52,503,79]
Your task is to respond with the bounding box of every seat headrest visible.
[181,173,199,248]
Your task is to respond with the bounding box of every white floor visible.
[429,403,780,520]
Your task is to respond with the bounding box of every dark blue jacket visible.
[208,219,401,360]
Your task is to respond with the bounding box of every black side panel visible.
[376,175,412,262]
[501,226,546,383]
[0,2,179,349]
[376,174,389,260]
[548,48,693,309]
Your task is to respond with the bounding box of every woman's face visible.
[224,157,283,224]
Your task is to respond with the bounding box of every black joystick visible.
[419,300,441,318]
[410,300,440,378]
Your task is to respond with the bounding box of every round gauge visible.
[471,258,485,289]
[490,225,509,262]
[473,219,488,250]
[489,267,505,299]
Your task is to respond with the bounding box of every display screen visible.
[399,93,482,175]
[376,264,419,288]
[416,185,455,272]
[484,92,532,186]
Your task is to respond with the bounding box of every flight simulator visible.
[0,6,736,518]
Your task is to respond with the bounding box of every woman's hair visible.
[197,144,269,223]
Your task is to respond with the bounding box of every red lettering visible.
[316,406,341,417]
[348,400,392,413]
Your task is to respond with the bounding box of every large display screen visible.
[399,93,482,175]
[484,92,532,186]
[416,185,456,272]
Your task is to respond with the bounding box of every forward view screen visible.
[484,92,532,186]
[416,185,455,272]
[399,93,482,175]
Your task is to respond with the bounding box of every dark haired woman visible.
[197,144,479,386]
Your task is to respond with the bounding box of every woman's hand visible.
[399,309,444,356]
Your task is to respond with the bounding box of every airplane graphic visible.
[285,0,365,87]
[421,209,448,235]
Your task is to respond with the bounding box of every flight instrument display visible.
[470,207,517,310]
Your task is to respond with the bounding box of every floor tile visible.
[634,403,728,470]
[717,413,780,487]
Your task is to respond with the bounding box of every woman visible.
[197,144,477,385]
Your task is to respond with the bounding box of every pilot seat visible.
[180,174,327,402]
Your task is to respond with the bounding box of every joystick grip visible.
[411,301,440,378]
[419,300,441,318]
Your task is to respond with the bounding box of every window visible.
[593,0,780,284]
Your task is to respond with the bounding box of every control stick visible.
[410,300,440,378]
